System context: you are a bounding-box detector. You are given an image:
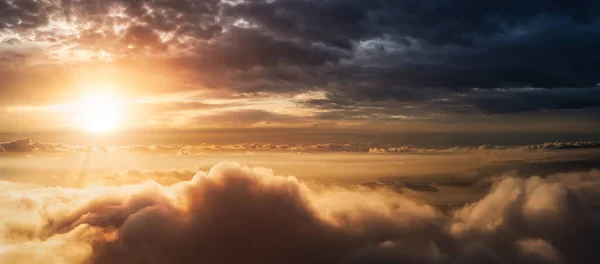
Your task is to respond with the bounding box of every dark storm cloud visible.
[445,87,600,114]
[303,86,600,117]
[190,27,349,71]
[222,0,600,115]
[2,0,600,117]
[228,0,600,49]
[226,0,600,87]
[0,0,56,30]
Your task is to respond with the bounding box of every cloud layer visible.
[1,0,599,121]
[2,138,599,155]
[1,162,599,263]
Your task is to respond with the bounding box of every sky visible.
[1,1,600,264]
[0,0,599,144]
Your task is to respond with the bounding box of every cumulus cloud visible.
[1,162,599,263]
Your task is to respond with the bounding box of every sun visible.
[76,92,123,133]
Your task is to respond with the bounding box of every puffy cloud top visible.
[1,162,600,263]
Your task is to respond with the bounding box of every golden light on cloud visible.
[76,90,123,133]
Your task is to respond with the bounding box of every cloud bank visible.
[1,162,599,264]
[2,138,600,154]
[369,141,600,154]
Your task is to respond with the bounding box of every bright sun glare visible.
[77,92,123,133]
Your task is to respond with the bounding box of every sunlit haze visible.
[77,91,123,133]
[1,1,599,264]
